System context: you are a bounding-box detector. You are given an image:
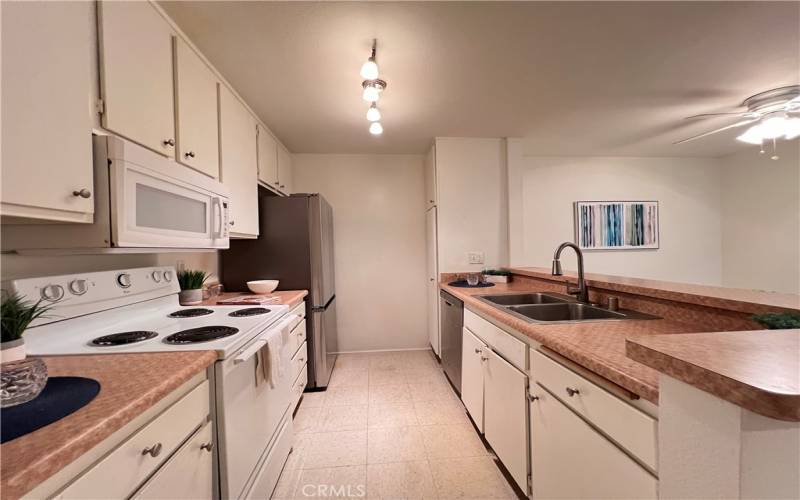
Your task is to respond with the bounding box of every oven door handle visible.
[233,316,295,365]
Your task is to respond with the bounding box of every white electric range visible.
[4,266,300,499]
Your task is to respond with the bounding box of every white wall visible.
[507,139,724,285]
[720,141,800,294]
[293,154,427,352]
[436,137,509,272]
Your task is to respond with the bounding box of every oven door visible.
[109,158,229,249]
[215,317,295,499]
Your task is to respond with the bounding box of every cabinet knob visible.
[528,394,539,402]
[429,200,434,203]
[474,348,482,354]
[163,138,175,147]
[185,151,196,158]
[142,442,163,458]
[229,221,235,226]
[566,387,580,397]
[298,357,305,363]
[200,442,213,452]
[72,188,91,198]
[480,355,489,361]
[280,184,285,189]
[274,181,280,186]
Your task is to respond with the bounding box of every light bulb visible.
[759,115,787,139]
[369,122,383,135]
[360,58,379,80]
[366,104,381,122]
[736,125,763,145]
[362,84,380,102]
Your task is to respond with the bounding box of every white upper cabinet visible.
[219,85,259,237]
[424,144,437,210]
[173,37,220,178]
[277,144,293,194]
[98,1,176,158]
[257,124,279,189]
[1,1,94,223]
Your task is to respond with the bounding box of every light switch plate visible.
[468,251,485,264]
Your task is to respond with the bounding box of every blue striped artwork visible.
[575,201,659,250]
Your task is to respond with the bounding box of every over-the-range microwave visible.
[2,135,231,254]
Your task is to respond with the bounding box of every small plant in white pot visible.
[177,269,208,305]
[1,293,51,407]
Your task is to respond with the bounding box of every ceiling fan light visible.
[784,118,800,140]
[736,125,763,145]
[759,114,788,139]
[369,122,383,135]
[366,104,381,122]
[360,58,379,80]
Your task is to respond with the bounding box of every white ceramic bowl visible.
[246,280,279,294]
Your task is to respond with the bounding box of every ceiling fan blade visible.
[684,111,748,120]
[673,118,760,145]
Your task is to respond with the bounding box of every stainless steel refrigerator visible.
[221,192,338,389]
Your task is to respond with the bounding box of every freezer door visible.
[310,298,338,389]
[310,195,336,308]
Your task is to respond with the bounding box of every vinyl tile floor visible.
[273,350,519,500]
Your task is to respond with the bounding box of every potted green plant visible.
[482,269,512,284]
[1,293,51,407]
[177,269,209,305]
[1,293,51,363]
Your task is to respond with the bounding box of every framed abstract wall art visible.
[574,201,659,250]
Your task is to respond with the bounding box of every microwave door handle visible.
[211,197,222,238]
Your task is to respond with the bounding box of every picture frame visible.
[574,200,659,250]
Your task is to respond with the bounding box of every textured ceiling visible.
[159,1,800,156]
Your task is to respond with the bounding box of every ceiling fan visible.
[674,85,800,151]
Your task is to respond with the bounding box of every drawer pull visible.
[298,357,305,363]
[142,443,163,458]
[200,442,214,452]
[474,348,482,354]
[566,387,580,397]
[480,355,489,361]
[528,394,539,402]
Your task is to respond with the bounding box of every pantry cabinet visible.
[424,145,437,210]
[529,386,657,499]
[173,37,220,178]
[277,144,294,194]
[257,125,279,190]
[461,327,487,432]
[219,86,259,237]
[484,348,529,492]
[1,1,94,223]
[98,1,176,158]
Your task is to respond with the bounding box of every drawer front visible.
[59,380,210,499]
[292,341,308,382]
[531,349,657,471]
[132,421,213,499]
[291,366,308,412]
[290,319,307,357]
[465,309,527,371]
[244,415,294,500]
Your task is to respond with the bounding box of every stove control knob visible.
[41,284,65,302]
[116,273,132,289]
[68,279,88,295]
[151,271,162,283]
[163,270,173,282]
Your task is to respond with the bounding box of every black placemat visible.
[1,376,101,444]
[447,280,496,288]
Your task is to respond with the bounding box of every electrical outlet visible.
[468,251,485,265]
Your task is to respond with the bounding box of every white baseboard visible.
[332,347,432,354]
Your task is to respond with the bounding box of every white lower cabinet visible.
[529,384,657,499]
[461,327,487,432]
[132,421,213,499]
[484,348,529,493]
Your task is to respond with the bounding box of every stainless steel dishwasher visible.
[440,290,464,394]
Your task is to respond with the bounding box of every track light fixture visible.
[360,39,387,135]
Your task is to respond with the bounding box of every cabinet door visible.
[219,85,259,237]
[257,125,279,189]
[424,145,437,209]
[1,1,94,223]
[174,37,220,178]
[530,386,658,500]
[484,348,529,493]
[277,144,293,194]
[98,1,175,157]
[426,208,439,355]
[461,327,486,432]
[133,422,213,499]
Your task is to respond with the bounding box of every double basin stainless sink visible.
[477,292,659,324]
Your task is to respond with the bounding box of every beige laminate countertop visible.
[442,281,711,404]
[627,329,800,422]
[200,289,308,308]
[0,351,217,499]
